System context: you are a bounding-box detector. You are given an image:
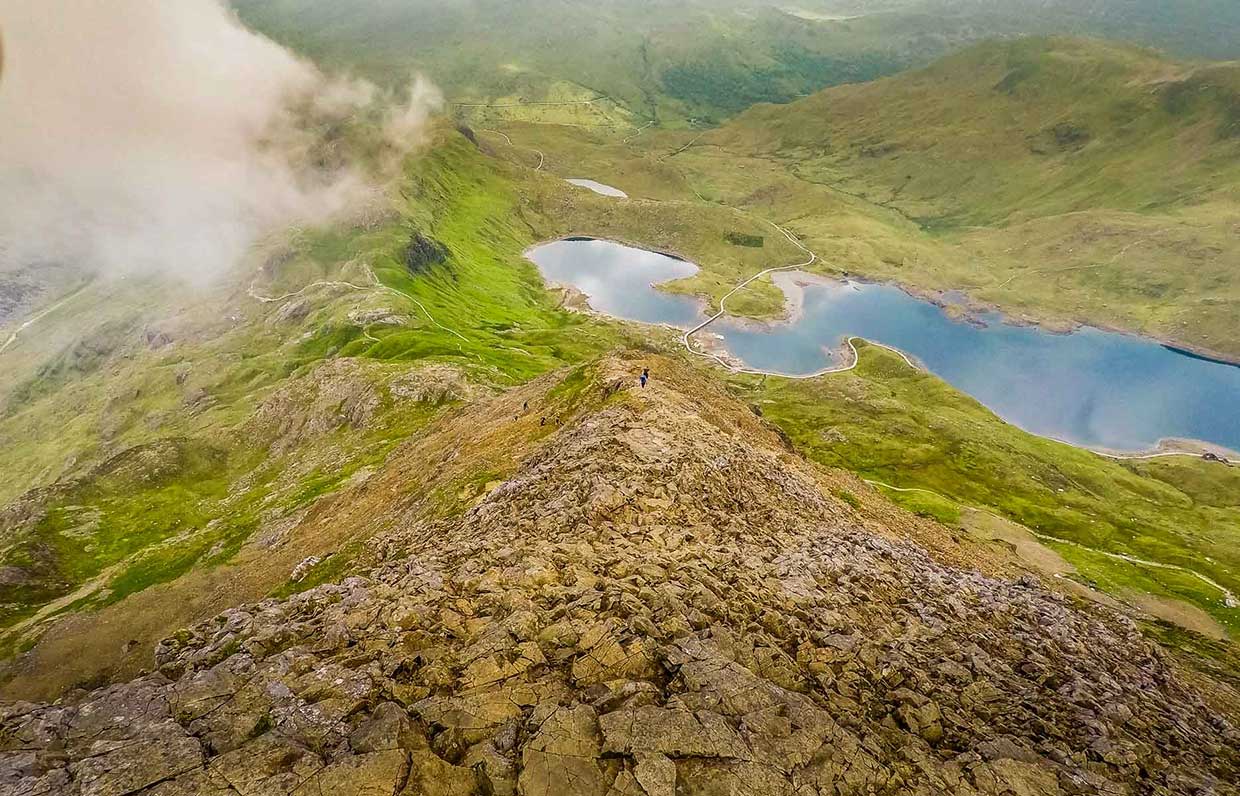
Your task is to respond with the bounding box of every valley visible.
[528,237,1240,454]
[496,37,1240,363]
[1,6,1239,794]
[1,118,1237,692]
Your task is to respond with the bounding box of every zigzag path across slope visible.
[864,478,1238,610]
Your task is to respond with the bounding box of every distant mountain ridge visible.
[714,36,1240,224]
[231,0,1240,122]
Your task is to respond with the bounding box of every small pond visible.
[566,179,628,198]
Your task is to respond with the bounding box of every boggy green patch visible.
[0,438,234,626]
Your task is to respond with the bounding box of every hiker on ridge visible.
[640,367,650,389]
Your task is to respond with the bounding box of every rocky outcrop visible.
[247,359,476,455]
[404,233,450,276]
[247,359,388,454]
[1,357,1236,795]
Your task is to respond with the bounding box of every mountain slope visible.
[639,37,1240,358]
[1,354,1236,795]
[231,0,1240,123]
[0,129,631,662]
[715,37,1240,224]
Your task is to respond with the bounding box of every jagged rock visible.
[406,750,477,796]
[290,555,323,581]
[142,325,175,350]
[247,358,385,453]
[71,726,202,796]
[519,704,611,796]
[303,750,409,796]
[350,702,428,753]
[348,308,406,327]
[0,356,1236,796]
[389,364,476,404]
[633,753,676,796]
[270,298,311,325]
[208,732,322,794]
[599,705,748,759]
[404,233,450,274]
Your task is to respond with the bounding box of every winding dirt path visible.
[248,264,468,345]
[863,478,1237,607]
[679,221,918,377]
[246,278,371,304]
[622,121,654,144]
[997,239,1147,290]
[0,289,86,357]
[1086,447,1217,462]
[479,129,545,172]
[453,96,607,109]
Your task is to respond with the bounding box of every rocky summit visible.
[0,356,1236,796]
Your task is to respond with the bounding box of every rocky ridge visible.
[0,357,1236,795]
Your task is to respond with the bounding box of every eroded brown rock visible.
[0,357,1236,795]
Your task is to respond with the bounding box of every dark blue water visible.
[528,239,1240,452]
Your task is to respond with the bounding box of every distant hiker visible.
[540,416,546,426]
[523,401,529,412]
[640,367,650,389]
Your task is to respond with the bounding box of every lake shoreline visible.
[748,268,1240,371]
[526,237,1240,459]
[535,231,1240,369]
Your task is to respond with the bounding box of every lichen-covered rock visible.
[0,357,1236,795]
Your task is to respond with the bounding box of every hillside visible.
[2,354,1238,795]
[1,121,1236,675]
[231,0,1240,124]
[5,4,1240,794]
[0,131,627,661]
[592,36,1240,359]
[1,120,1238,794]
[716,37,1240,224]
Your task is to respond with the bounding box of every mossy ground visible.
[726,344,1240,636]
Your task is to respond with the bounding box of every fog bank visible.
[0,1,440,283]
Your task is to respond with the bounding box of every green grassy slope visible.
[0,130,633,656]
[661,37,1240,357]
[231,0,1240,124]
[717,37,1240,224]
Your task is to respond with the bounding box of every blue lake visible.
[527,238,1240,453]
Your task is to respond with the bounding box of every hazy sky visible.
[0,0,439,284]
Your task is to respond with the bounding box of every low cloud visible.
[0,0,441,283]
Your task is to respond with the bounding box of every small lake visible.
[527,238,1240,453]
[566,179,628,198]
